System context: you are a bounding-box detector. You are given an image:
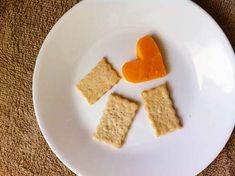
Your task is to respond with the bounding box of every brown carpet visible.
[0,0,234,175]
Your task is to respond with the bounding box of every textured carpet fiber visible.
[0,0,234,175]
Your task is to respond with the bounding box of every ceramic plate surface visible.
[33,0,235,175]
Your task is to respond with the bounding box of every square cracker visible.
[141,84,182,136]
[93,94,139,148]
[76,58,120,104]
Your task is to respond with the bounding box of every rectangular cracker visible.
[93,93,139,148]
[76,58,120,104]
[141,84,182,136]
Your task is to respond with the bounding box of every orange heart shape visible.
[122,35,167,83]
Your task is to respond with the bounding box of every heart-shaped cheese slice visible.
[122,35,167,83]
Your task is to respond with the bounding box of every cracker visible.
[141,84,182,136]
[93,93,139,148]
[76,58,120,104]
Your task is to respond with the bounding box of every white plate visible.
[33,0,235,175]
